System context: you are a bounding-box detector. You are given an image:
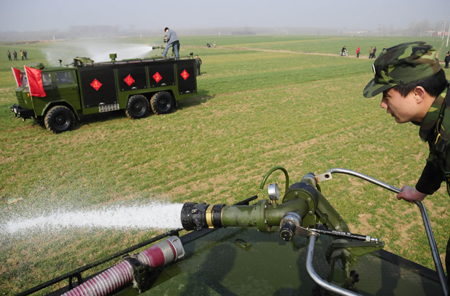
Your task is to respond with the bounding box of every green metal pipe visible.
[180,176,349,234]
[220,197,309,232]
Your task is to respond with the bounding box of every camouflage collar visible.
[419,88,448,143]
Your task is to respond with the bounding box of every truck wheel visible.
[151,91,174,115]
[126,95,150,119]
[44,105,75,134]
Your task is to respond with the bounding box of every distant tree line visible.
[0,21,448,42]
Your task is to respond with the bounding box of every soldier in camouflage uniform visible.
[364,41,450,283]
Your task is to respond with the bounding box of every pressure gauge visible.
[268,183,280,201]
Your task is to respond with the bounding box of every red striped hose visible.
[62,236,184,296]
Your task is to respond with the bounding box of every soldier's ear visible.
[413,86,426,104]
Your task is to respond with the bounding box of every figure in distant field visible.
[341,46,347,56]
[195,55,202,76]
[369,46,374,59]
[24,50,27,60]
[20,50,24,60]
[356,46,360,58]
[445,53,450,69]
[162,27,180,59]
[373,47,377,59]
[13,50,17,60]
[7,50,11,61]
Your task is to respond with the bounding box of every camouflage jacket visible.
[416,86,450,195]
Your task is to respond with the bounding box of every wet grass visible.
[0,35,450,295]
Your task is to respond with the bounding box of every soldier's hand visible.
[396,185,427,203]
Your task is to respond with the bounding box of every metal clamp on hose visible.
[123,255,155,293]
[205,204,226,229]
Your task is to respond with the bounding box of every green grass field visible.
[1,35,450,295]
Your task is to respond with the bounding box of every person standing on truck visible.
[162,27,180,59]
[195,55,202,76]
[362,41,450,287]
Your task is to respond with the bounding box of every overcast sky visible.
[0,0,449,32]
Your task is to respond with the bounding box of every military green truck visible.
[10,54,197,133]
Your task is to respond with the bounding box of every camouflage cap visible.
[363,41,441,98]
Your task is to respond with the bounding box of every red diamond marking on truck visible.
[181,70,189,80]
[124,74,135,86]
[90,79,102,91]
[153,72,162,83]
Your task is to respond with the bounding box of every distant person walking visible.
[445,53,450,69]
[373,47,377,59]
[7,50,11,61]
[162,27,180,59]
[13,50,17,60]
[23,50,27,60]
[356,46,360,58]
[20,50,24,60]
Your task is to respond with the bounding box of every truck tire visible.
[44,105,75,134]
[151,91,174,115]
[126,95,150,119]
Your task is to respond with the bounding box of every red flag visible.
[24,66,46,97]
[11,67,23,87]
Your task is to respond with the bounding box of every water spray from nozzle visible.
[2,202,184,235]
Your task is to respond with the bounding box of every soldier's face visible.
[380,88,419,123]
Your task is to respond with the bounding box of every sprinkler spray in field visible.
[1,202,184,235]
[42,40,159,66]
